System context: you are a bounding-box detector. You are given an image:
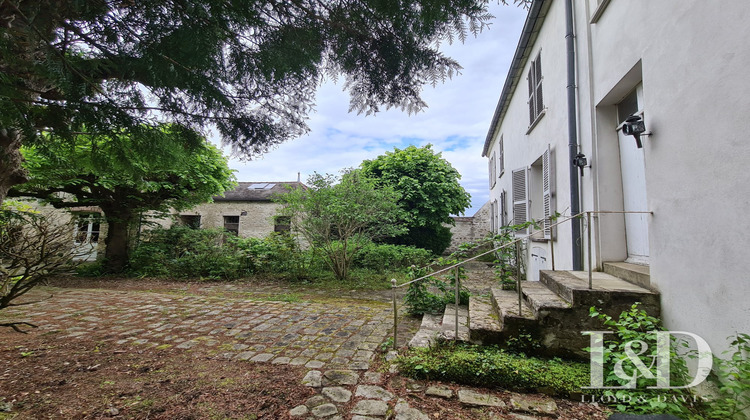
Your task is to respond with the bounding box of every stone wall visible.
[444,201,491,254]
[169,201,284,239]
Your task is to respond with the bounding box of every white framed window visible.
[512,146,554,239]
[74,213,101,245]
[489,152,497,189]
[498,135,505,178]
[528,53,544,126]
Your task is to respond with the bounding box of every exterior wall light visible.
[573,153,588,177]
[622,115,651,148]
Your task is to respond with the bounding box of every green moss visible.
[396,342,591,398]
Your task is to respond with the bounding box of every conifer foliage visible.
[0,0,524,202]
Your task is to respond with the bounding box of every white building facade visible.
[483,0,750,353]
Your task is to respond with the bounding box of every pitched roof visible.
[213,181,306,202]
[481,0,550,157]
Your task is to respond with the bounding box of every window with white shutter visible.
[542,145,554,239]
[489,152,497,188]
[498,136,505,178]
[500,189,507,228]
[512,167,529,235]
[528,53,544,126]
[489,200,495,232]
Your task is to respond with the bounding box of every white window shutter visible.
[542,145,554,239]
[489,152,497,188]
[500,189,507,227]
[499,136,504,177]
[489,200,495,232]
[512,167,529,235]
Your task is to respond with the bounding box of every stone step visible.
[520,281,571,317]
[468,296,502,343]
[539,270,660,317]
[407,313,442,348]
[490,287,536,337]
[440,304,470,341]
[603,261,651,290]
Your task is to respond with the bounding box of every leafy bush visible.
[588,303,700,417]
[387,224,453,255]
[397,342,590,398]
[129,226,249,280]
[403,263,470,315]
[351,242,432,272]
[704,333,750,419]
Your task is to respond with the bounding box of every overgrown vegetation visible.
[0,201,79,331]
[275,170,406,281]
[403,261,470,315]
[124,225,429,286]
[587,303,701,417]
[703,333,750,419]
[396,342,591,398]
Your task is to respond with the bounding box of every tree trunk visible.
[0,130,29,205]
[101,207,134,273]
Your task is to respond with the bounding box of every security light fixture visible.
[622,115,647,148]
[573,153,588,177]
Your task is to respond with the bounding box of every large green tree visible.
[0,0,525,204]
[277,170,405,280]
[360,144,470,253]
[9,126,236,272]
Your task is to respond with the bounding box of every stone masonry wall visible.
[444,201,491,254]
[171,201,283,239]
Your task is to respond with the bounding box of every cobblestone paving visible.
[4,287,393,371]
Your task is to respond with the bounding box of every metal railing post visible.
[516,240,522,315]
[587,211,593,290]
[550,233,556,270]
[391,279,398,349]
[454,266,459,341]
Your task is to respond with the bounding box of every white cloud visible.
[218,3,528,215]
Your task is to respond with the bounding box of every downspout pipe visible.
[565,0,583,270]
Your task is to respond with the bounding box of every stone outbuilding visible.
[168,181,305,238]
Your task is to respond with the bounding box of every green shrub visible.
[588,303,700,417]
[403,263,470,315]
[129,226,249,280]
[704,333,750,419]
[397,342,590,398]
[351,242,432,272]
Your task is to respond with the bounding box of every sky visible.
[215,3,529,216]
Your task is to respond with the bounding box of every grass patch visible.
[284,269,411,291]
[396,342,591,398]
[251,293,303,303]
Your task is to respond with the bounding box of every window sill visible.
[590,0,611,24]
[526,109,546,135]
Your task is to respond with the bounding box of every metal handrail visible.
[389,210,653,349]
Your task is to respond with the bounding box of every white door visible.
[616,85,649,264]
[73,213,100,261]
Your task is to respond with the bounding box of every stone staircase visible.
[409,262,660,359]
